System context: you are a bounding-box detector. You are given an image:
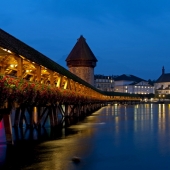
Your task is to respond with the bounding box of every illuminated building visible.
[114,74,154,94]
[94,75,115,91]
[154,66,170,95]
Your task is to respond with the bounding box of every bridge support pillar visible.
[3,114,13,144]
[52,105,58,126]
[25,106,34,128]
[14,107,20,127]
[64,104,69,117]
[32,107,38,127]
[75,104,81,117]
[82,105,86,116]
[49,107,55,127]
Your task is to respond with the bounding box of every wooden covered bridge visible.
[0,29,140,142]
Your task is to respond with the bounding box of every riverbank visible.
[140,101,170,104]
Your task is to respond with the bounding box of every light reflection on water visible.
[0,121,6,167]
[1,104,170,169]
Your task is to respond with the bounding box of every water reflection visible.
[1,104,170,169]
[0,121,6,166]
[0,145,6,166]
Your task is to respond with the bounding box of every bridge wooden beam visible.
[66,79,71,90]
[71,81,76,91]
[0,65,5,74]
[49,70,54,87]
[56,74,63,88]
[3,114,13,144]
[63,77,68,89]
[16,57,23,78]
[35,65,41,82]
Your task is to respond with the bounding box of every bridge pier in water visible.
[3,114,13,144]
[0,102,104,144]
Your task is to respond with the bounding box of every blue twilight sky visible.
[1,0,170,80]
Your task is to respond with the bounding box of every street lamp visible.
[159,94,165,102]
[162,94,165,101]
[159,94,161,101]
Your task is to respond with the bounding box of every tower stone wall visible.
[69,67,94,85]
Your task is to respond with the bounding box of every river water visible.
[1,103,170,170]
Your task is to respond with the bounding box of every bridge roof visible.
[0,29,139,98]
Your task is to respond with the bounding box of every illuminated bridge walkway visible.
[0,29,140,143]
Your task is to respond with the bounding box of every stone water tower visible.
[66,35,97,86]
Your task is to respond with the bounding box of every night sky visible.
[1,0,170,80]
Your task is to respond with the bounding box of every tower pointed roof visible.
[66,35,97,67]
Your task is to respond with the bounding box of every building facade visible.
[154,67,170,96]
[94,75,115,91]
[114,74,154,94]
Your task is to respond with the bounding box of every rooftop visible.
[66,35,97,62]
[114,74,146,82]
[155,73,170,83]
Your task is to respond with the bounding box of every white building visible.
[154,67,170,96]
[94,75,115,91]
[114,74,154,94]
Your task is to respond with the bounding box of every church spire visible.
[162,66,165,75]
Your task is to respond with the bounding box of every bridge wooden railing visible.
[0,74,140,108]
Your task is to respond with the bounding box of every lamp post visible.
[159,94,165,102]
[159,94,161,101]
[162,94,165,102]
